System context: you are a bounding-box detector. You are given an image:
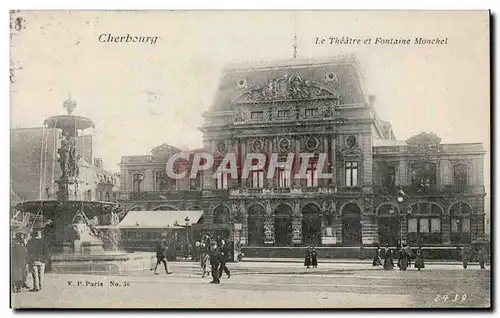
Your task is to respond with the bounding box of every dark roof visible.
[210,55,368,112]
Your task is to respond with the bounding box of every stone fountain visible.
[14,96,154,274]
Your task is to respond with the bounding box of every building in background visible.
[118,55,487,249]
[10,127,119,204]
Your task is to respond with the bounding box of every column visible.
[202,140,213,193]
[264,216,274,244]
[240,141,247,188]
[291,215,302,244]
[331,135,336,185]
[321,214,336,245]
[441,215,451,244]
[144,168,154,191]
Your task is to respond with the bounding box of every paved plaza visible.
[11,261,490,309]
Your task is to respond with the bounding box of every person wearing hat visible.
[209,241,222,284]
[311,247,318,268]
[11,233,27,293]
[218,237,231,279]
[26,230,49,292]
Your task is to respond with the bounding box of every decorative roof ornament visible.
[63,95,77,115]
[406,132,442,153]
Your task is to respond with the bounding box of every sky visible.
[10,11,490,204]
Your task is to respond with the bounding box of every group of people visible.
[304,246,318,269]
[11,230,49,293]
[372,244,425,271]
[196,234,231,284]
[373,244,489,271]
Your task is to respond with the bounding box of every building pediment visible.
[234,74,341,103]
[151,143,180,158]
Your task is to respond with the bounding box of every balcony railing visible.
[125,190,202,201]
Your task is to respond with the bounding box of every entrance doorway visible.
[377,203,400,246]
[341,203,362,246]
[274,204,293,246]
[302,204,322,246]
[247,205,265,245]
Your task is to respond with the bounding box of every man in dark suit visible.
[218,238,231,279]
[153,238,172,275]
[209,241,222,284]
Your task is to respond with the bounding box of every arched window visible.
[155,170,168,191]
[407,202,443,245]
[453,164,468,187]
[213,205,230,224]
[450,202,472,244]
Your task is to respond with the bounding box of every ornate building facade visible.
[119,55,487,247]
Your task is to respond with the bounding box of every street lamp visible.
[397,195,404,246]
[185,216,190,259]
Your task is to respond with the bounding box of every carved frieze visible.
[234,74,341,103]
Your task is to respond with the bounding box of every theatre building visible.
[119,55,487,255]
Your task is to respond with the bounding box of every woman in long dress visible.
[304,247,311,269]
[11,234,27,293]
[372,246,382,266]
[414,246,425,270]
[383,245,393,270]
[399,244,409,271]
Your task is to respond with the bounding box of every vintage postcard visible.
[9,10,490,309]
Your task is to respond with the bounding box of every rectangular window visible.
[462,218,471,232]
[277,110,291,118]
[277,169,291,188]
[305,108,319,117]
[345,161,358,187]
[408,218,418,233]
[453,164,468,186]
[306,168,318,188]
[431,218,441,233]
[386,166,396,187]
[251,111,264,120]
[419,218,429,233]
[251,170,264,188]
[216,172,228,190]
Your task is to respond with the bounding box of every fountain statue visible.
[14,96,154,274]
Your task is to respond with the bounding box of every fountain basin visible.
[50,251,155,275]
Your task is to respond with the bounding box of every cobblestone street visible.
[11,261,490,309]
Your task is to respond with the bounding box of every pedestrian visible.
[218,238,231,279]
[153,237,172,275]
[311,247,318,268]
[304,247,311,268]
[209,241,222,284]
[383,244,393,270]
[405,244,413,267]
[461,245,470,269]
[11,233,27,293]
[399,244,410,271]
[26,230,49,292]
[414,246,425,271]
[478,245,488,270]
[372,246,382,266]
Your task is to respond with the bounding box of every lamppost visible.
[397,191,405,246]
[185,216,190,259]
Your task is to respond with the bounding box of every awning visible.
[118,210,203,229]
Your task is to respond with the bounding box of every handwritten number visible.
[461,294,467,302]
[452,294,458,302]
[442,295,449,302]
[434,295,440,302]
